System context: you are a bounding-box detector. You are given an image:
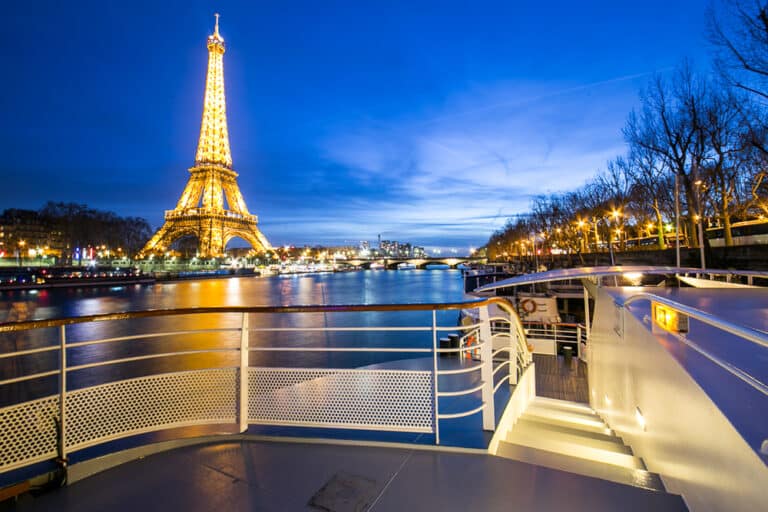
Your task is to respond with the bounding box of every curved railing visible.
[619,293,768,396]
[0,297,531,475]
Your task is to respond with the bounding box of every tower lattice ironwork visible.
[140,14,270,257]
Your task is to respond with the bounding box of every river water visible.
[1,269,475,405]
[0,268,467,318]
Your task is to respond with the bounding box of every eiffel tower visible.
[140,14,270,258]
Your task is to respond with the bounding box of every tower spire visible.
[196,13,231,167]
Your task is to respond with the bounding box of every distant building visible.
[375,239,427,258]
[0,209,64,259]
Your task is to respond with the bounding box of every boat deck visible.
[12,438,687,511]
[533,354,589,403]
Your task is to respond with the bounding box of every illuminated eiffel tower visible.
[141,14,270,258]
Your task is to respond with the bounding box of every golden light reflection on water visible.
[1,271,468,406]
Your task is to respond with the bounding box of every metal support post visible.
[583,286,591,339]
[238,312,249,433]
[59,325,67,461]
[509,314,518,385]
[576,326,582,359]
[675,173,681,268]
[431,310,440,444]
[478,306,495,431]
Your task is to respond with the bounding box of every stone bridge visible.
[343,256,486,269]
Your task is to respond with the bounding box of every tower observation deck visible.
[140,14,270,258]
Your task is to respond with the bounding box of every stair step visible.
[526,403,602,422]
[511,419,633,455]
[532,396,594,414]
[514,416,622,444]
[496,441,665,492]
[505,429,643,469]
[520,412,612,436]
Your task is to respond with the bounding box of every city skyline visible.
[2,1,711,254]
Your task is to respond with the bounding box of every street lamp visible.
[694,177,706,269]
[531,234,539,271]
[17,240,26,266]
[576,219,587,253]
[608,210,621,266]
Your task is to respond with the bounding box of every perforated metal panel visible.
[248,368,433,432]
[65,369,237,451]
[0,396,59,472]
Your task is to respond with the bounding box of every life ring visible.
[465,334,477,359]
[520,299,537,314]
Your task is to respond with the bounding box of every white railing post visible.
[576,325,581,359]
[59,325,67,461]
[509,313,518,385]
[431,309,440,445]
[478,305,495,431]
[238,312,249,433]
[583,286,591,339]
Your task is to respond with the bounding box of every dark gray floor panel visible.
[15,440,687,512]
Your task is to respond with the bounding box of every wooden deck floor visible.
[533,354,589,403]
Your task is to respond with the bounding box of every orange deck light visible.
[652,302,689,334]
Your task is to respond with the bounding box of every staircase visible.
[495,396,666,491]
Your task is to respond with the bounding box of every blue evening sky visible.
[1,1,711,254]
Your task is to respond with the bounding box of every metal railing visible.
[521,322,587,357]
[0,297,531,474]
[620,292,768,396]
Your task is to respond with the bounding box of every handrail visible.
[522,321,585,328]
[621,293,768,349]
[438,403,486,419]
[620,292,768,397]
[438,382,486,397]
[0,297,517,333]
[493,375,511,393]
[0,295,527,466]
[249,347,432,353]
[671,332,768,396]
[491,300,533,366]
[437,363,484,375]
[492,360,511,377]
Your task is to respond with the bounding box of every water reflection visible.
[1,270,469,406]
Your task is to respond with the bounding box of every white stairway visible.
[496,396,665,491]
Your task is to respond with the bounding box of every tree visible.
[697,87,749,245]
[624,146,675,249]
[709,0,768,155]
[624,65,708,247]
[709,0,768,101]
[38,202,153,258]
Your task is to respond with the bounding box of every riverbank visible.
[0,276,156,292]
[0,267,261,292]
[501,244,768,272]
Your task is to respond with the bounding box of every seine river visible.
[1,269,474,405]
[1,268,467,319]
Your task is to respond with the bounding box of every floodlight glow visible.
[635,406,646,431]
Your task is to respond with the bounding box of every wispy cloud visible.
[312,74,644,250]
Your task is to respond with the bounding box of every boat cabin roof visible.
[475,265,767,293]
